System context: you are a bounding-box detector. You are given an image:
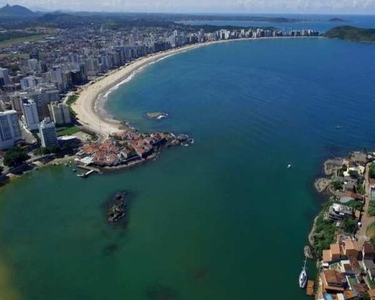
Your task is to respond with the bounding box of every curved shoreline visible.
[72,36,322,137]
[72,42,212,137]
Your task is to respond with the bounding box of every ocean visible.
[180,14,375,33]
[1,37,375,299]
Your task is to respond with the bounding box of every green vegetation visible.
[332,180,343,191]
[57,125,80,136]
[66,94,78,116]
[367,222,375,240]
[337,164,347,177]
[342,218,358,234]
[370,163,375,179]
[0,33,47,48]
[356,184,366,195]
[346,200,363,211]
[313,200,336,258]
[358,293,371,300]
[325,26,375,43]
[369,201,375,217]
[3,146,29,167]
[367,276,375,289]
[66,94,78,106]
[34,145,60,155]
[34,143,75,156]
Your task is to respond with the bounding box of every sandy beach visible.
[72,42,213,137]
[72,36,320,137]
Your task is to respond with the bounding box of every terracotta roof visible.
[323,250,332,262]
[323,270,346,285]
[330,243,341,255]
[344,290,356,299]
[344,239,360,251]
[368,289,375,297]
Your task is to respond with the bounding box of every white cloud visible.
[2,0,375,13]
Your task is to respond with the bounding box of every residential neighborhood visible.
[311,152,375,300]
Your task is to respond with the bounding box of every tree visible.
[49,144,60,154]
[370,163,375,179]
[332,180,343,191]
[342,218,358,234]
[3,147,29,168]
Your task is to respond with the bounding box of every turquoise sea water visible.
[1,38,375,299]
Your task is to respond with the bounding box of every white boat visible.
[299,259,308,289]
[287,164,292,169]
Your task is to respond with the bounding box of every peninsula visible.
[308,151,375,299]
[325,26,375,43]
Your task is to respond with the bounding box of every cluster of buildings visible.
[0,108,61,150]
[319,238,375,300]
[77,132,169,167]
[0,97,71,150]
[310,151,375,299]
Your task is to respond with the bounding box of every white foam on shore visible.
[94,52,185,123]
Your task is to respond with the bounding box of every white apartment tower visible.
[39,117,58,148]
[48,101,71,125]
[22,99,39,131]
[0,110,22,150]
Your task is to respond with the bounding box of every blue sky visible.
[3,0,375,14]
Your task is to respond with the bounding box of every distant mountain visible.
[37,12,84,26]
[0,4,37,17]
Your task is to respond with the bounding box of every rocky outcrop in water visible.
[107,192,127,224]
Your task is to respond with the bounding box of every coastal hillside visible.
[325,26,375,42]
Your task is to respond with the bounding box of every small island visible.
[328,18,346,22]
[107,191,127,224]
[325,26,375,43]
[145,112,168,120]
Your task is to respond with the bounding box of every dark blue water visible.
[1,38,375,300]
[105,38,375,298]
[181,14,375,32]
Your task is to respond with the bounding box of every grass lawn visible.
[66,94,79,116]
[0,34,49,48]
[66,94,78,106]
[367,221,375,238]
[57,125,81,136]
[348,276,358,287]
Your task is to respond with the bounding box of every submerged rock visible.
[145,112,168,120]
[106,191,127,224]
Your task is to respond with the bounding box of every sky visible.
[2,0,375,14]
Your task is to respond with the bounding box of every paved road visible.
[357,163,375,245]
